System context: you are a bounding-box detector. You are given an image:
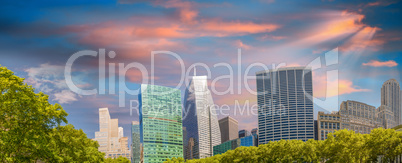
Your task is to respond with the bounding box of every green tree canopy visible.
[0,65,105,162]
[0,65,68,162]
[166,128,402,163]
[105,156,131,163]
[45,124,105,163]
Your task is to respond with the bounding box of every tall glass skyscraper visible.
[256,67,314,144]
[183,75,221,159]
[381,79,401,126]
[131,121,141,163]
[139,84,183,163]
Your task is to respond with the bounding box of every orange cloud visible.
[291,11,368,47]
[234,40,251,49]
[132,25,191,38]
[314,74,370,98]
[69,16,279,49]
[341,26,382,54]
[362,60,398,67]
[367,2,380,6]
[180,9,198,24]
[200,20,279,37]
[364,0,398,7]
[337,80,371,95]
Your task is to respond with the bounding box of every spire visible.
[194,66,197,76]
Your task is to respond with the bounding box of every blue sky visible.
[1,0,402,141]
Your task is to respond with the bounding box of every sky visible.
[1,0,402,141]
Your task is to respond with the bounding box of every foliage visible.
[45,124,105,162]
[321,129,369,162]
[366,128,402,162]
[165,128,402,163]
[0,65,68,162]
[105,156,131,163]
[0,65,104,162]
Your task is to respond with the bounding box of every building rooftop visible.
[255,66,312,75]
[219,116,238,123]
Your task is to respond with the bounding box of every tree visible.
[0,65,68,162]
[366,128,402,162]
[0,65,105,163]
[45,124,105,163]
[165,157,185,163]
[300,139,320,162]
[320,129,369,163]
[166,128,402,163]
[105,156,130,163]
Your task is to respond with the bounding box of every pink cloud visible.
[341,26,383,55]
[314,74,370,98]
[288,11,368,48]
[362,60,398,67]
[364,0,398,7]
[367,2,381,6]
[149,0,200,24]
[156,0,199,24]
[234,40,252,49]
[199,19,279,37]
[315,11,364,38]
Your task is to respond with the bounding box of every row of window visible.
[320,122,340,130]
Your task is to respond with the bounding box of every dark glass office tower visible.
[256,67,314,145]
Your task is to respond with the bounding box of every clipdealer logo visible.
[64,48,338,117]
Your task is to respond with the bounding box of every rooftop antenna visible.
[194,66,197,76]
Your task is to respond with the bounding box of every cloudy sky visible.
[1,0,401,140]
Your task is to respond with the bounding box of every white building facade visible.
[94,108,130,160]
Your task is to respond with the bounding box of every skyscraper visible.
[139,84,183,163]
[256,67,314,144]
[218,116,238,143]
[238,129,250,138]
[251,128,258,136]
[131,121,141,163]
[94,108,130,159]
[381,79,401,126]
[251,128,258,146]
[183,74,221,159]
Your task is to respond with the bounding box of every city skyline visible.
[1,0,402,149]
[89,74,401,161]
[1,0,402,162]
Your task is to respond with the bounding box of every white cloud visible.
[25,63,66,92]
[53,90,78,104]
[24,63,88,104]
